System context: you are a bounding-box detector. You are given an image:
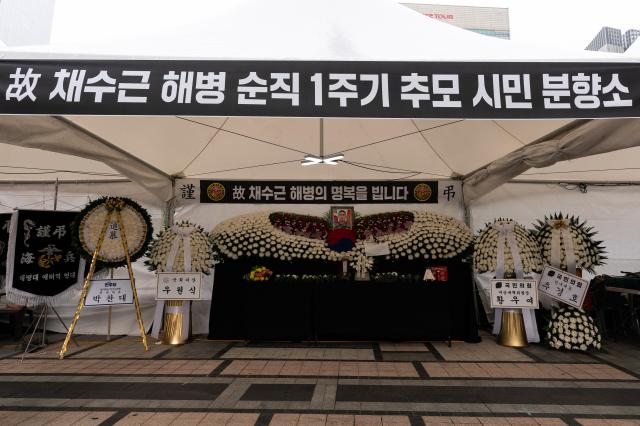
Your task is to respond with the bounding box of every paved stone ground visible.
[0,332,638,425]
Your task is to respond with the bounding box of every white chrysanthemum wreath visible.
[534,213,606,273]
[145,221,216,274]
[210,210,473,268]
[546,306,602,351]
[473,219,542,276]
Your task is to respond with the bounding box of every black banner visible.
[7,210,82,298]
[0,213,10,277]
[193,180,440,204]
[0,60,638,119]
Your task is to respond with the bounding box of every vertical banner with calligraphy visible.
[5,210,85,305]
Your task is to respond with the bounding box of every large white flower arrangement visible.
[210,210,473,264]
[145,221,216,274]
[546,306,602,351]
[357,211,473,262]
[534,213,606,273]
[473,219,542,275]
[211,212,349,263]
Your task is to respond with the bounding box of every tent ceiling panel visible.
[68,116,218,175]
[1,139,123,181]
[515,146,640,182]
[422,120,524,175]
[492,120,573,145]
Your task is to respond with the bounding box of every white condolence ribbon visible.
[548,219,577,274]
[151,226,194,339]
[495,223,524,280]
[493,222,538,343]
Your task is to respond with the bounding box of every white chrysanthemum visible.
[546,306,602,352]
[146,221,216,274]
[473,219,542,275]
[534,214,606,273]
[210,210,473,264]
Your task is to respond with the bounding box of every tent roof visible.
[1,0,629,62]
[0,0,638,204]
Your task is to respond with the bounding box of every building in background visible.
[586,26,639,53]
[0,0,55,46]
[401,3,510,39]
[623,29,640,51]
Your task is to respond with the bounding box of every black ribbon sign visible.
[7,210,83,299]
[0,60,638,118]
[191,180,439,204]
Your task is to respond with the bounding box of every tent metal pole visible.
[53,178,59,211]
[461,181,482,341]
[320,118,324,158]
[163,179,177,229]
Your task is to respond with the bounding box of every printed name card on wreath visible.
[490,278,539,309]
[538,265,589,308]
[156,272,202,300]
[85,279,133,306]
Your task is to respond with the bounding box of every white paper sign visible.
[156,272,202,300]
[490,278,539,309]
[86,279,133,306]
[538,265,589,308]
[174,179,201,205]
[364,241,390,256]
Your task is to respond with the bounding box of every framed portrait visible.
[330,206,354,230]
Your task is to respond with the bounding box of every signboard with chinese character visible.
[85,279,133,306]
[5,210,85,304]
[538,265,589,308]
[156,272,202,300]
[0,60,637,119]
[175,179,444,204]
[490,278,539,309]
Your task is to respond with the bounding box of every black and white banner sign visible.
[5,210,85,304]
[0,60,638,118]
[175,179,461,204]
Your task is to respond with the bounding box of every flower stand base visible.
[162,300,189,345]
[498,309,528,347]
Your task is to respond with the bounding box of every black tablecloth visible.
[208,260,479,342]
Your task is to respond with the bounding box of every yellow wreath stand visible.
[59,201,148,359]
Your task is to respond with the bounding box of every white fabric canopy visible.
[0,0,636,203]
[1,0,640,335]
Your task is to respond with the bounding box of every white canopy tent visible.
[1,0,640,334]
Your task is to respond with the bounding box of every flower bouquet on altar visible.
[247,266,273,282]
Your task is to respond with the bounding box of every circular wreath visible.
[533,213,606,273]
[72,197,153,269]
[473,218,542,275]
[145,221,215,274]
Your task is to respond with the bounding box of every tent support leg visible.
[462,182,482,342]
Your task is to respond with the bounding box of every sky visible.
[51,0,640,52]
[423,0,640,50]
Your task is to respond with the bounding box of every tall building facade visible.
[623,29,640,51]
[0,0,55,46]
[401,3,510,39]
[586,26,640,53]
